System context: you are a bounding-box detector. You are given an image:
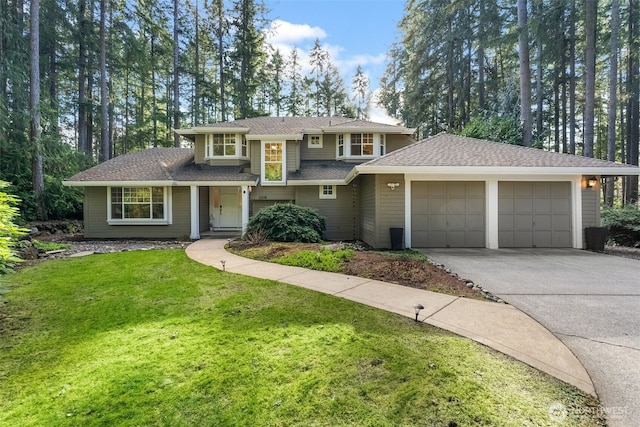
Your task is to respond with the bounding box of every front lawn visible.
[0,250,603,426]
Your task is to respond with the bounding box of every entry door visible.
[210,187,241,229]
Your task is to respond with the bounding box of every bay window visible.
[205,133,248,158]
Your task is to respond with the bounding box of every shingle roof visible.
[288,161,357,182]
[180,116,412,138]
[362,133,640,171]
[65,148,258,184]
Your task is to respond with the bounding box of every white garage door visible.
[498,182,572,248]
[411,182,485,248]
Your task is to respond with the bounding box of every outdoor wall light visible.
[586,176,598,189]
[387,182,400,191]
[220,260,226,271]
[413,303,424,322]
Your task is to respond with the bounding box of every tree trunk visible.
[30,0,45,219]
[626,0,639,203]
[99,0,109,162]
[569,0,576,154]
[517,0,533,147]
[606,0,620,206]
[583,0,597,158]
[78,0,88,154]
[173,0,180,146]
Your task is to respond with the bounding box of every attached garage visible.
[498,182,572,248]
[411,181,485,247]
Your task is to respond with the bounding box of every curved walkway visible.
[186,239,595,396]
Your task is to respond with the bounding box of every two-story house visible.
[65,116,640,249]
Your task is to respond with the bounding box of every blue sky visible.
[264,0,406,95]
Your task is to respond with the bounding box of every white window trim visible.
[107,186,173,225]
[308,134,323,148]
[336,133,385,159]
[261,141,287,185]
[319,185,337,199]
[204,133,248,159]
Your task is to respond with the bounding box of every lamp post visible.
[413,303,424,322]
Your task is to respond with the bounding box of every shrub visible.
[0,181,28,273]
[601,205,640,246]
[245,203,326,243]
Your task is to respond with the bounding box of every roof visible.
[176,116,414,140]
[358,133,640,175]
[287,160,358,183]
[65,148,258,186]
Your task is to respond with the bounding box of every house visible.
[64,117,640,249]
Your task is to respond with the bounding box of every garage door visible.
[411,182,485,247]
[498,182,571,248]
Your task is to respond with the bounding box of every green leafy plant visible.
[32,240,72,252]
[601,205,640,246]
[245,203,326,243]
[0,181,28,273]
[272,247,354,272]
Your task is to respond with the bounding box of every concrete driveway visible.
[424,248,640,427]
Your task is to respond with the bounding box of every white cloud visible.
[265,19,326,47]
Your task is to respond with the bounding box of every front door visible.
[210,187,241,229]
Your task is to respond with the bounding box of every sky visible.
[263,0,406,121]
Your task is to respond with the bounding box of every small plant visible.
[0,182,28,274]
[32,240,72,252]
[245,203,326,243]
[244,228,268,245]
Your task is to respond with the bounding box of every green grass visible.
[271,248,354,272]
[31,239,72,251]
[0,250,603,426]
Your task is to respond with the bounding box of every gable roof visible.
[357,133,640,175]
[176,116,414,141]
[64,148,258,186]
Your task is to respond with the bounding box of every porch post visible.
[241,185,250,234]
[190,185,200,240]
[486,179,499,249]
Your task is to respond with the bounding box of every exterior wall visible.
[386,134,415,153]
[299,134,337,160]
[83,186,191,239]
[249,185,295,216]
[581,181,601,248]
[358,175,376,247]
[373,174,406,248]
[286,140,299,172]
[250,140,261,175]
[194,135,206,164]
[295,184,358,241]
[199,187,210,232]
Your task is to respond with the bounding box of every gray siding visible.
[359,175,376,247]
[83,186,191,239]
[295,184,358,241]
[386,134,415,154]
[374,174,406,248]
[250,141,261,175]
[286,140,299,172]
[582,180,600,249]
[299,134,337,160]
[194,135,206,163]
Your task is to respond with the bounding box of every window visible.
[338,134,344,157]
[241,136,248,157]
[109,187,170,224]
[350,133,374,156]
[308,134,323,148]
[319,185,336,199]
[379,134,386,156]
[263,142,285,183]
[205,133,246,158]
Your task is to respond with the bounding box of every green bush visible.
[601,205,640,246]
[0,181,28,273]
[245,203,326,243]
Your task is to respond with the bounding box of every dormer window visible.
[336,133,386,158]
[205,133,247,158]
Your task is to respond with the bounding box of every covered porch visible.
[188,184,254,240]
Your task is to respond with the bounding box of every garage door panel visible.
[515,198,533,213]
[411,181,485,248]
[467,199,485,213]
[499,182,572,248]
[467,214,485,230]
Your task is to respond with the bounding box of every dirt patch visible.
[230,241,486,300]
